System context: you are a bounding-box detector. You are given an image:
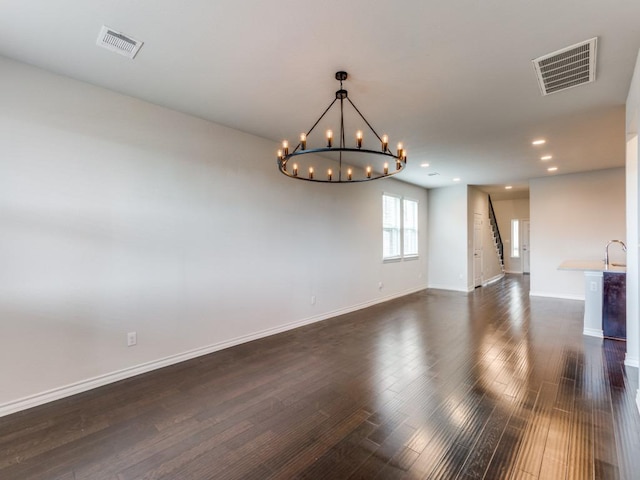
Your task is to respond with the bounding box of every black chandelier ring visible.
[280,148,404,183]
[276,71,407,183]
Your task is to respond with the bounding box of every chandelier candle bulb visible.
[275,71,407,183]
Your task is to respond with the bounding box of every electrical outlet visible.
[590,281,598,292]
[378,281,383,290]
[127,331,137,347]
[311,295,316,305]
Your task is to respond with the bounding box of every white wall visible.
[0,57,428,415]
[626,48,640,403]
[427,185,468,291]
[492,198,530,273]
[626,136,639,368]
[529,168,626,299]
[468,187,504,286]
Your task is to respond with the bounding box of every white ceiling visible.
[1,0,639,192]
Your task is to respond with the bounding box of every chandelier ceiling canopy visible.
[277,71,407,183]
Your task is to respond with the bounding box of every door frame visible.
[473,213,483,287]
[522,219,530,274]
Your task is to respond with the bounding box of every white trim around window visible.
[382,193,419,261]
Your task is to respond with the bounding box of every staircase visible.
[488,196,504,272]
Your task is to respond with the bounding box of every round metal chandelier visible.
[277,71,407,183]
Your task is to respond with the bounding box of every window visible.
[403,198,419,256]
[383,194,401,259]
[511,219,520,257]
[382,194,419,260]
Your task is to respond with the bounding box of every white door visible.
[474,213,483,287]
[522,220,530,274]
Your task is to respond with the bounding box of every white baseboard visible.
[0,285,428,418]
[427,283,473,293]
[482,273,505,286]
[583,327,604,338]
[625,355,640,368]
[530,291,585,301]
[504,270,523,274]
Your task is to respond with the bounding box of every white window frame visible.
[382,193,419,261]
[382,194,402,260]
[402,198,419,258]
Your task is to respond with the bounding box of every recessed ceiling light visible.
[453,177,461,182]
[420,162,430,167]
[532,139,546,145]
[547,166,558,172]
[505,185,513,190]
[541,155,552,161]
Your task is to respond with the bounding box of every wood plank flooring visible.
[1,274,639,479]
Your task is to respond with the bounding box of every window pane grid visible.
[383,228,401,258]
[383,195,402,259]
[383,195,419,260]
[403,199,418,256]
[404,228,418,256]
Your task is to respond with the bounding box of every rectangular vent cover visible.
[532,37,597,96]
[97,26,143,59]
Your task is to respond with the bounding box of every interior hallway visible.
[1,275,639,479]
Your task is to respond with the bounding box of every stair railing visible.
[488,196,504,267]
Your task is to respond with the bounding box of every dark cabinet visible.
[603,272,626,340]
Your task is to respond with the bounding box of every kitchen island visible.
[558,260,626,339]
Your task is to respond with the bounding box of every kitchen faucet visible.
[604,239,627,266]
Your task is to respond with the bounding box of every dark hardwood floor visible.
[1,274,639,479]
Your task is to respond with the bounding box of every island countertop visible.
[558,260,626,273]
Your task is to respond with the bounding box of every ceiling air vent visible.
[96,26,143,59]
[532,37,597,96]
